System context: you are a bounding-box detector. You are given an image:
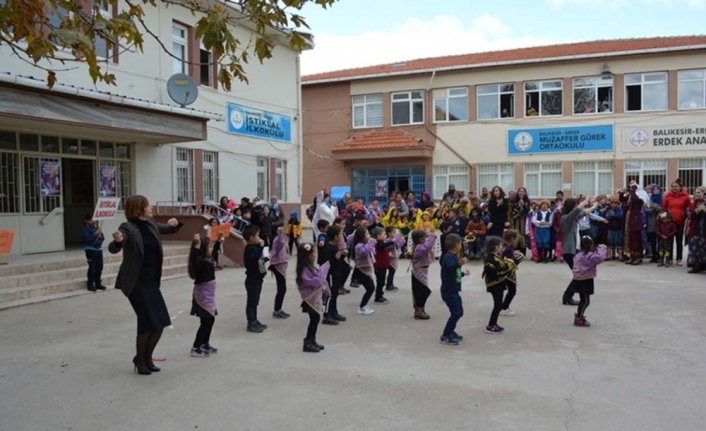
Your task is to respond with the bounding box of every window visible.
[203,151,218,202]
[624,159,667,188]
[275,159,286,201]
[0,152,20,213]
[392,91,424,125]
[625,72,668,112]
[678,69,706,110]
[477,164,514,193]
[172,24,187,75]
[175,148,194,202]
[573,76,613,114]
[352,94,383,128]
[573,161,613,196]
[199,41,213,87]
[477,84,514,119]
[256,157,268,199]
[93,1,111,60]
[524,162,562,197]
[433,165,469,199]
[525,80,562,117]
[677,159,706,195]
[434,88,468,122]
[23,156,61,214]
[0,130,16,151]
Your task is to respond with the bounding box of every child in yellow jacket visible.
[287,211,303,255]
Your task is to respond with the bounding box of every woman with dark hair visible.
[663,179,691,266]
[487,186,509,237]
[511,187,530,254]
[559,197,597,305]
[686,187,706,273]
[619,182,648,265]
[419,192,434,210]
[405,191,421,210]
[109,195,183,375]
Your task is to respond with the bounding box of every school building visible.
[301,36,706,205]
[0,1,306,255]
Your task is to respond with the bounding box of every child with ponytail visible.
[296,243,332,353]
[188,234,218,358]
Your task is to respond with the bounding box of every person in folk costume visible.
[269,227,291,319]
[686,187,706,273]
[619,181,649,265]
[525,201,539,262]
[385,225,406,292]
[645,185,663,263]
[410,229,437,320]
[511,187,530,255]
[532,200,554,263]
[296,243,332,353]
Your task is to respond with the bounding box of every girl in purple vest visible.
[296,243,331,353]
[188,234,218,358]
[269,227,290,319]
[351,226,376,315]
[411,229,437,320]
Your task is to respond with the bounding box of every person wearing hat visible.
[81,213,106,291]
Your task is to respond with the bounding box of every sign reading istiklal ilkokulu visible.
[227,102,292,143]
[623,126,706,152]
[508,125,613,155]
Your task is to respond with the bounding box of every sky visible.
[299,0,706,76]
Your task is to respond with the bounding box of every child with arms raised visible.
[296,243,332,352]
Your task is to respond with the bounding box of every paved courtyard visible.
[1,257,704,431]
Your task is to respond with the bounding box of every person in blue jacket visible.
[82,213,106,291]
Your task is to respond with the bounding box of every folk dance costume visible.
[386,233,407,291]
[353,238,377,314]
[268,229,290,319]
[482,252,517,333]
[190,249,218,357]
[532,210,554,263]
[411,233,437,320]
[299,260,331,352]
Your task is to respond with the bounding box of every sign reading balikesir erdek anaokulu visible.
[623,126,706,152]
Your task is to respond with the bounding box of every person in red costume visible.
[662,178,691,266]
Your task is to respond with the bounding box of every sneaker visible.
[357,306,374,315]
[343,288,351,294]
[96,285,107,291]
[485,325,504,334]
[247,324,264,333]
[338,288,348,295]
[385,286,399,292]
[190,347,210,358]
[350,281,360,288]
[322,315,339,325]
[374,297,390,305]
[440,335,459,345]
[451,332,464,342]
[255,321,268,330]
[500,308,516,316]
[272,310,290,319]
[676,260,683,267]
[201,343,218,354]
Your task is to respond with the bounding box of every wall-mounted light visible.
[601,63,613,79]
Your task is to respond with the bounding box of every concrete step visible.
[0,254,189,290]
[0,273,187,312]
[0,264,188,305]
[0,245,190,278]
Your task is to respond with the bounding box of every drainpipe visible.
[296,54,303,204]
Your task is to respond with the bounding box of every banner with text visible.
[227,103,292,143]
[93,197,122,221]
[623,125,706,152]
[508,125,613,155]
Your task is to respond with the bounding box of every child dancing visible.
[296,243,331,352]
[269,227,290,319]
[189,234,219,358]
[351,226,377,315]
[439,234,470,345]
[482,236,517,334]
[411,229,437,320]
[500,230,524,316]
[570,236,607,327]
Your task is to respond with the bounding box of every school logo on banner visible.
[227,102,292,143]
[513,132,534,152]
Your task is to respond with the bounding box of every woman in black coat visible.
[487,186,509,237]
[109,195,183,375]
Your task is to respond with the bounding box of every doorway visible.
[387,176,410,200]
[62,158,96,246]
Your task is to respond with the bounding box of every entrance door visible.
[63,158,95,247]
[387,176,410,199]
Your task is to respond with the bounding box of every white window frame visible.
[678,69,706,110]
[391,90,424,126]
[202,151,218,202]
[624,159,667,187]
[477,83,515,120]
[524,80,563,117]
[677,159,706,195]
[275,159,286,201]
[93,1,111,60]
[352,94,383,128]
[175,148,194,203]
[477,164,514,194]
[572,161,614,197]
[433,165,469,199]
[524,162,563,198]
[256,157,268,199]
[573,76,614,115]
[433,88,469,123]
[625,72,668,112]
[172,24,188,75]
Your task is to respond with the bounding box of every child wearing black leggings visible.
[296,243,331,353]
[570,236,607,327]
[500,230,524,317]
[188,234,219,358]
[351,226,377,316]
[269,227,290,319]
[482,236,517,334]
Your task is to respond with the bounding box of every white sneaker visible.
[500,308,516,316]
[357,306,374,315]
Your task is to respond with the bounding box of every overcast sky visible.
[299,0,705,75]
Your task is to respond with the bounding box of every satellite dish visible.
[166,74,198,107]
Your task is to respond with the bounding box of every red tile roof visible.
[332,128,433,152]
[303,36,706,83]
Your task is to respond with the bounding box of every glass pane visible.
[625,74,641,84]
[449,88,467,97]
[500,84,514,93]
[541,90,563,115]
[62,138,79,154]
[352,95,364,104]
[172,26,184,38]
[500,173,514,192]
[541,80,562,89]
[679,69,704,81]
[679,81,705,109]
[448,96,468,121]
[366,102,383,127]
[644,73,667,83]
[99,142,114,157]
[477,84,498,95]
[434,175,448,200]
[392,102,410,125]
[573,172,595,196]
[597,172,613,196]
[116,144,130,159]
[353,105,365,127]
[525,174,539,197]
[643,83,668,110]
[95,34,109,59]
[542,173,562,197]
[0,131,16,150]
[367,94,383,103]
[392,93,409,101]
[574,88,596,114]
[81,140,96,156]
[19,134,39,151]
[411,91,424,99]
[477,94,499,120]
[597,76,614,87]
[573,77,595,87]
[434,99,447,122]
[678,159,705,169]
[412,101,424,123]
[41,136,60,153]
[525,82,538,91]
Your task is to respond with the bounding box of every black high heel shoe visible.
[133,356,152,375]
[145,359,161,372]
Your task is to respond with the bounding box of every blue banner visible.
[227,103,292,143]
[508,125,613,155]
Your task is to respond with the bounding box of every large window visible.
[477,164,514,193]
[256,157,268,199]
[392,91,424,125]
[624,159,667,188]
[677,159,706,195]
[477,83,514,119]
[203,151,218,202]
[172,24,188,75]
[678,69,706,110]
[175,148,194,202]
[199,41,213,87]
[433,165,469,199]
[625,72,668,112]
[573,161,613,197]
[524,162,562,197]
[434,88,468,122]
[275,159,286,201]
[573,76,613,114]
[352,94,383,128]
[525,80,562,117]
[94,1,111,60]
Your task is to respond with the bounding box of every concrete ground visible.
[1,256,704,431]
